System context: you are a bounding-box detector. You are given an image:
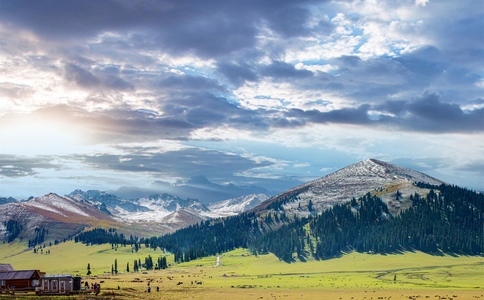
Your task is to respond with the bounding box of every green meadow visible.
[0,241,483,299]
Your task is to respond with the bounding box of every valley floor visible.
[0,242,482,299]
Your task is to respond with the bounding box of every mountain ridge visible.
[252,158,445,214]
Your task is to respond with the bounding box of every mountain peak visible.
[253,159,445,213]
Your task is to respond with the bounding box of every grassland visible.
[0,241,482,299]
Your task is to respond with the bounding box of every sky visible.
[0,0,483,201]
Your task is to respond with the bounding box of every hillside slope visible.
[253,158,445,215]
[0,193,115,243]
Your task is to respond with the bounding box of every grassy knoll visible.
[0,242,482,299]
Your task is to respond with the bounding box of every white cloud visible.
[295,63,339,74]
[415,0,430,7]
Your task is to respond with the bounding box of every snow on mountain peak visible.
[25,193,91,218]
[207,194,270,217]
[255,159,445,214]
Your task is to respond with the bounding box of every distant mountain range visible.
[115,174,271,203]
[0,159,457,245]
[0,187,269,241]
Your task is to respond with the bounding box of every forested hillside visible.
[76,184,483,263]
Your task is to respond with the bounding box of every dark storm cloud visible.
[216,62,258,87]
[155,75,226,93]
[407,94,463,120]
[0,155,59,177]
[264,4,312,38]
[0,0,323,58]
[315,56,415,102]
[89,93,481,134]
[283,105,372,127]
[261,61,313,79]
[297,47,482,108]
[64,63,134,90]
[74,147,273,181]
[428,3,484,59]
[64,63,100,88]
[159,92,269,130]
[394,47,445,83]
[376,94,484,132]
[274,93,483,133]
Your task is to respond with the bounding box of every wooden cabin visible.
[0,270,42,291]
[35,274,82,295]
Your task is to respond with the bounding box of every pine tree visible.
[161,256,167,269]
[308,200,314,212]
[87,263,92,276]
[114,259,118,274]
[126,262,130,273]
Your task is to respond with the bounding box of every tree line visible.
[74,183,483,263]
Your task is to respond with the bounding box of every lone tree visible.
[87,263,92,276]
[126,262,130,273]
[134,260,139,272]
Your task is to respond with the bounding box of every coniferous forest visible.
[76,184,483,263]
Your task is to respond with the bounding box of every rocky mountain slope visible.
[207,194,269,217]
[0,193,114,242]
[254,159,445,215]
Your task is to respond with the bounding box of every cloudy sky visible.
[0,0,483,200]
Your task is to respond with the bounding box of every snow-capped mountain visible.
[207,194,270,217]
[67,189,150,215]
[0,193,114,242]
[137,193,209,214]
[65,189,266,223]
[254,159,445,215]
[24,193,104,219]
[161,207,208,225]
[110,193,210,223]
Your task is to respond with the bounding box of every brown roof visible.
[42,274,73,279]
[0,264,14,272]
[0,270,40,280]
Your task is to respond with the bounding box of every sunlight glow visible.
[1,116,86,155]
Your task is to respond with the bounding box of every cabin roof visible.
[0,264,14,272]
[42,274,73,279]
[0,270,40,280]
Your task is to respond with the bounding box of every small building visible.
[0,270,42,291]
[36,274,82,295]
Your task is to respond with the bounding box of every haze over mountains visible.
[0,159,467,243]
[114,174,271,203]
